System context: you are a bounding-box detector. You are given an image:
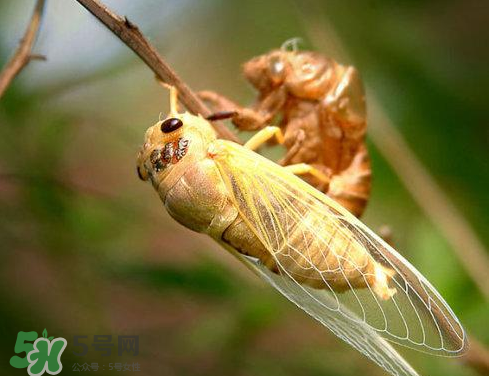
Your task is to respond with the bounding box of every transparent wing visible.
[232,252,420,376]
[212,140,467,366]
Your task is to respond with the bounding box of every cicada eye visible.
[161,118,183,133]
[269,56,286,85]
[270,58,285,76]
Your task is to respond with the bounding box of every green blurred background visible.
[0,1,488,375]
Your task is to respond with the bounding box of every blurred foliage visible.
[0,1,487,376]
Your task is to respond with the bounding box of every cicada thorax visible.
[285,52,337,100]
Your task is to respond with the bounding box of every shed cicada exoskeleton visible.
[137,87,467,376]
[200,46,370,217]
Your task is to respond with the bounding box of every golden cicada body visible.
[137,89,467,376]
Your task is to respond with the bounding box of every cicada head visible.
[242,49,293,93]
[136,86,216,190]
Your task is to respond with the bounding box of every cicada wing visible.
[212,140,467,359]
[236,253,420,376]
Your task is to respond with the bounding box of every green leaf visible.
[48,336,54,341]
[42,328,47,338]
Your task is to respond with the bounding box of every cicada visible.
[137,87,467,376]
[200,46,370,217]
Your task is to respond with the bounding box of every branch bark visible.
[0,0,46,98]
[75,0,239,142]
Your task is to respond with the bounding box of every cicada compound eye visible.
[270,57,284,76]
[269,56,286,85]
[161,118,183,133]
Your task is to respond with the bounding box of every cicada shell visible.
[200,48,371,217]
[137,88,467,376]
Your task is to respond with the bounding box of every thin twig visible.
[75,0,240,143]
[461,337,489,375]
[0,0,46,98]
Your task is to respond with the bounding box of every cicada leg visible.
[284,163,331,186]
[198,90,242,115]
[199,90,266,130]
[200,90,266,130]
[199,89,286,131]
[155,77,179,115]
[244,126,284,151]
[278,129,306,166]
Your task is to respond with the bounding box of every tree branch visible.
[75,0,239,142]
[0,0,46,98]
[462,338,489,376]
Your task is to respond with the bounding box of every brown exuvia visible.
[200,48,370,217]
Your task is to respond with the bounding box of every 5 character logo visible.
[10,329,67,376]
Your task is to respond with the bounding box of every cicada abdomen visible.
[327,144,371,217]
[220,161,392,300]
